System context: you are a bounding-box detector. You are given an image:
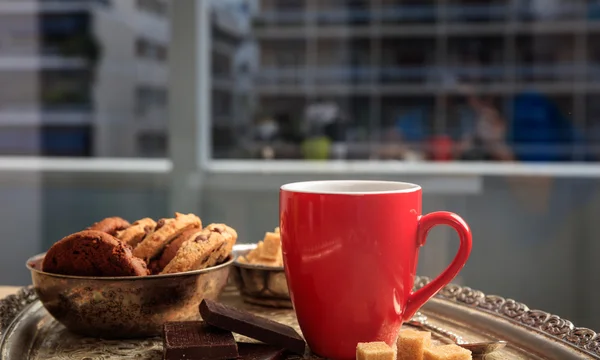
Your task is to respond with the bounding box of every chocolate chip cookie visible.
[42,230,149,277]
[133,212,202,261]
[148,228,198,274]
[160,227,230,274]
[115,217,157,248]
[204,223,238,263]
[86,217,131,236]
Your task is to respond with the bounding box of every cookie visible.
[133,213,202,261]
[42,230,148,277]
[86,217,131,236]
[160,228,227,274]
[149,228,199,274]
[204,224,237,263]
[115,217,157,248]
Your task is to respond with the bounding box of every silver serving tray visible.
[0,279,598,359]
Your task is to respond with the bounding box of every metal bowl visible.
[26,252,233,339]
[231,244,291,308]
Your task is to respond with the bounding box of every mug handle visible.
[403,211,473,321]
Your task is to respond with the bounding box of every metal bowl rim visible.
[232,243,284,271]
[232,261,284,271]
[26,252,234,280]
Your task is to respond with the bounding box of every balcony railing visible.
[254,64,589,85]
[253,3,593,25]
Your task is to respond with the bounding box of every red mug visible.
[280,180,472,360]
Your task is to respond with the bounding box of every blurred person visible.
[458,93,512,161]
[510,90,587,162]
[428,134,454,161]
[252,115,279,159]
[323,113,348,160]
[301,99,347,160]
[374,128,409,161]
[274,113,303,144]
[254,115,279,142]
[388,106,429,160]
[303,99,340,129]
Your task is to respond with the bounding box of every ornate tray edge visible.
[0,286,37,335]
[1,281,598,357]
[414,276,600,358]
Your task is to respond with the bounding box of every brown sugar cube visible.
[261,232,281,260]
[423,345,472,360]
[356,342,396,360]
[245,242,265,262]
[274,246,283,264]
[259,246,283,266]
[396,329,432,360]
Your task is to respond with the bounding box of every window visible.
[136,38,168,62]
[40,13,101,64]
[40,13,90,35]
[40,70,93,110]
[40,125,93,156]
[255,0,305,26]
[0,125,92,156]
[135,87,168,117]
[137,131,167,157]
[0,15,38,56]
[137,0,168,17]
[208,0,599,162]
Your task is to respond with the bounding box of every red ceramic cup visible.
[280,181,472,360]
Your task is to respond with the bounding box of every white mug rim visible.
[280,180,421,195]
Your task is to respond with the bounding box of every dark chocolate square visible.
[163,321,238,360]
[200,299,306,355]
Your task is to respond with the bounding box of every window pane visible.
[207,0,599,162]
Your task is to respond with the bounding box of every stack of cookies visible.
[42,212,237,277]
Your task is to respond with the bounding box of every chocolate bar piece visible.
[163,321,238,360]
[238,342,287,360]
[200,299,306,355]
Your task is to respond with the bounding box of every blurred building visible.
[0,0,169,157]
[211,0,257,158]
[250,0,599,160]
[95,0,170,157]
